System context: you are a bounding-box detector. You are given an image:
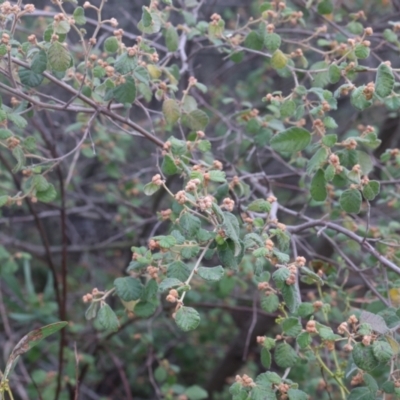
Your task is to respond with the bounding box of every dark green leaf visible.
[270,127,311,154]
[310,169,327,201]
[114,277,143,301]
[97,304,120,332]
[274,343,298,368]
[376,63,395,98]
[175,306,200,331]
[340,189,362,214]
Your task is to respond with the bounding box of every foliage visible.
[1,0,400,399]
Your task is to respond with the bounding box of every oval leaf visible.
[175,306,201,331]
[270,127,311,154]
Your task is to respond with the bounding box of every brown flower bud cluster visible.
[6,137,20,150]
[351,372,364,386]
[82,287,100,303]
[148,239,160,250]
[160,209,172,221]
[152,174,164,186]
[166,289,179,303]
[175,190,187,205]
[197,195,214,211]
[147,265,159,279]
[329,153,343,174]
[185,179,201,192]
[210,13,222,26]
[313,119,325,135]
[1,1,22,15]
[221,197,235,212]
[306,320,317,333]
[363,82,375,100]
[235,374,255,388]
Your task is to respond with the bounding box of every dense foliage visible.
[2,0,400,399]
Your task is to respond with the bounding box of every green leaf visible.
[134,301,157,317]
[54,20,71,34]
[221,212,242,256]
[272,268,290,288]
[375,63,395,98]
[270,127,311,154]
[208,19,225,39]
[274,342,298,368]
[340,189,362,214]
[264,33,281,52]
[97,303,120,332]
[32,49,47,73]
[114,53,137,74]
[296,332,311,349]
[271,49,287,69]
[247,199,271,213]
[138,11,161,34]
[261,293,279,313]
[167,260,191,281]
[179,213,201,238]
[8,113,27,129]
[323,117,338,129]
[184,385,208,400]
[297,302,314,317]
[322,133,337,147]
[382,381,395,394]
[384,29,398,43]
[351,86,372,110]
[362,181,380,201]
[209,170,226,183]
[168,136,187,156]
[197,140,211,152]
[347,387,375,400]
[175,306,200,331]
[282,284,299,313]
[316,323,340,340]
[165,26,179,52]
[317,0,333,14]
[280,100,296,118]
[352,343,380,372]
[32,175,49,192]
[0,195,8,207]
[144,182,160,196]
[104,36,119,53]
[372,340,394,363]
[197,265,224,281]
[11,146,25,172]
[36,183,57,202]
[307,148,328,174]
[162,154,178,175]
[158,235,177,248]
[282,317,302,336]
[328,64,341,84]
[182,109,209,131]
[162,99,180,125]
[354,44,370,59]
[113,76,136,104]
[244,31,263,50]
[310,169,327,201]
[261,348,272,369]
[19,68,43,87]
[288,389,308,400]
[114,277,143,301]
[85,302,99,320]
[158,277,183,292]
[73,6,86,25]
[47,41,72,72]
[0,128,12,139]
